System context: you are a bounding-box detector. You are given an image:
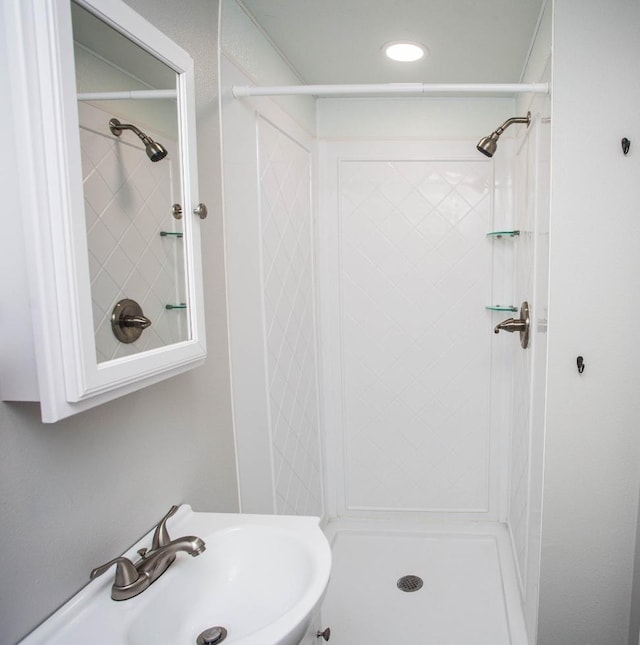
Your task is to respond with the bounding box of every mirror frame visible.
[5,0,206,421]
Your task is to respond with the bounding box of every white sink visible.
[20,506,332,645]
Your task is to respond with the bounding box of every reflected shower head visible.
[109,118,168,162]
[476,112,531,158]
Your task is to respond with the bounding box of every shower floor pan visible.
[321,520,527,645]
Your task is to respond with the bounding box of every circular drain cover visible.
[196,626,228,644]
[397,574,423,592]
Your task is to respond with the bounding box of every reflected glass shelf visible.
[486,230,520,238]
[485,305,518,312]
[165,303,187,310]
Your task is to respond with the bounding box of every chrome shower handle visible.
[111,299,152,343]
[494,301,530,349]
[121,314,151,329]
[494,318,527,334]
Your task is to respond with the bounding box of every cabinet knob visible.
[316,627,331,641]
[193,203,208,219]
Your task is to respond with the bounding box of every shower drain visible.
[397,574,423,592]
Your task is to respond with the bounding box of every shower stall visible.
[220,1,551,643]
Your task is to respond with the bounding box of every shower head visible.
[109,118,168,162]
[476,111,531,158]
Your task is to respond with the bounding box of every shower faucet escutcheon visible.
[494,301,530,349]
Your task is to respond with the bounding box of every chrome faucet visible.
[90,505,206,601]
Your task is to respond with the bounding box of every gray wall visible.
[0,1,238,643]
[538,0,640,643]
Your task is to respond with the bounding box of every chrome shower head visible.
[109,118,168,162]
[476,111,531,158]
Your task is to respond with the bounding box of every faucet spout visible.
[137,535,206,583]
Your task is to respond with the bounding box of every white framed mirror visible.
[1,0,206,422]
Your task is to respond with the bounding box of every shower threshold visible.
[321,519,527,645]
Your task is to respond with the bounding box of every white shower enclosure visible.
[318,140,504,519]
[220,1,550,643]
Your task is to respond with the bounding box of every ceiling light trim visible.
[383,41,427,62]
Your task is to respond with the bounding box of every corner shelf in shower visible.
[485,305,518,312]
[160,231,184,238]
[165,303,187,310]
[486,230,520,238]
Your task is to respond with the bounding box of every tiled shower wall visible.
[258,116,323,515]
[79,102,186,362]
[341,157,492,512]
[318,138,511,519]
[220,11,324,516]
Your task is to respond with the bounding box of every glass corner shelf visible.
[160,231,184,238]
[486,230,520,238]
[485,305,518,312]
[165,303,187,310]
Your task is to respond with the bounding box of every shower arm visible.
[109,120,153,144]
[493,114,531,136]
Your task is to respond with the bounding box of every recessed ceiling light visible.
[384,41,427,62]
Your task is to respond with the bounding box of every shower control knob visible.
[493,300,530,349]
[111,299,152,344]
[193,202,208,219]
[316,627,331,641]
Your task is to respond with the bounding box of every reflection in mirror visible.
[71,1,189,363]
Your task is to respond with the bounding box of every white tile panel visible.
[257,116,323,517]
[336,158,493,513]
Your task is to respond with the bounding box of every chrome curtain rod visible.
[232,82,550,98]
[77,89,177,101]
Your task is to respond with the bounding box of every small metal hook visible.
[622,138,631,155]
[576,356,585,374]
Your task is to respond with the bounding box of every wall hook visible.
[622,138,631,155]
[576,356,585,374]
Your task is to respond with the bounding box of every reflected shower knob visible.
[193,203,208,219]
[111,299,152,344]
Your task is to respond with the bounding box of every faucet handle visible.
[90,556,139,587]
[152,505,179,550]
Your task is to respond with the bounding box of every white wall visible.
[220,0,324,516]
[539,1,640,643]
[0,2,237,643]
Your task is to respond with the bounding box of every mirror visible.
[0,0,206,420]
[71,2,189,363]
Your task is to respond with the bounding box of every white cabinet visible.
[1,0,207,422]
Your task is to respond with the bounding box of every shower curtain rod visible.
[77,89,177,101]
[232,82,550,98]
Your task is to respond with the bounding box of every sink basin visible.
[20,507,332,645]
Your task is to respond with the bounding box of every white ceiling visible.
[239,0,545,85]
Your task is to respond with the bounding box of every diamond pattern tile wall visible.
[258,117,323,516]
[339,160,493,512]
[79,103,186,362]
